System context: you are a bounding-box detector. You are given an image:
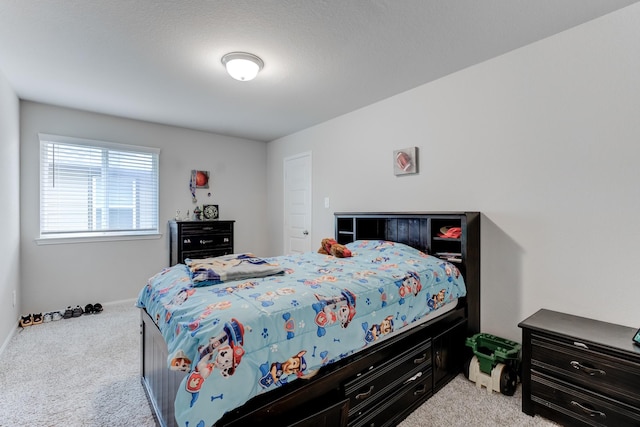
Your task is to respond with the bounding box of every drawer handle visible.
[200,239,214,245]
[435,351,442,368]
[573,341,589,349]
[203,227,214,231]
[413,384,428,396]
[183,238,191,244]
[355,385,374,400]
[403,371,423,385]
[414,353,428,364]
[570,361,606,376]
[570,401,606,419]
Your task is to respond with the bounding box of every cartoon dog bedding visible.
[137,240,466,427]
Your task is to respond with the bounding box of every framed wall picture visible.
[393,147,418,175]
[192,170,210,188]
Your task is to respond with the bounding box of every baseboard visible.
[103,297,138,307]
[0,322,18,358]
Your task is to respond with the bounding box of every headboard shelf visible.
[334,211,480,334]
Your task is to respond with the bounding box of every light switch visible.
[324,197,330,208]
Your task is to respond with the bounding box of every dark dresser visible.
[519,309,640,426]
[169,220,234,266]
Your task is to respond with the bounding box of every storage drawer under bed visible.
[348,373,432,427]
[344,340,431,421]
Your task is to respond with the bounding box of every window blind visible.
[39,133,160,239]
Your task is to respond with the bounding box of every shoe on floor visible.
[32,313,44,325]
[93,303,103,314]
[84,304,94,314]
[72,305,83,317]
[52,311,62,321]
[43,312,52,323]
[19,314,33,327]
[63,306,73,319]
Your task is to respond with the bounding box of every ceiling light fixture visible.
[221,52,264,81]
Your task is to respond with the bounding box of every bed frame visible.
[140,212,480,427]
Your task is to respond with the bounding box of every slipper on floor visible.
[93,303,103,314]
[72,305,83,317]
[32,313,44,325]
[19,314,33,327]
[84,304,94,314]
[63,306,73,319]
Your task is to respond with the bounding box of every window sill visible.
[36,232,162,245]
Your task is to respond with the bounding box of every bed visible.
[139,212,480,427]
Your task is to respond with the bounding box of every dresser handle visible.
[413,384,428,396]
[435,351,442,368]
[570,361,606,376]
[403,371,423,384]
[414,353,427,364]
[200,239,214,245]
[570,401,606,419]
[355,385,374,400]
[573,341,589,349]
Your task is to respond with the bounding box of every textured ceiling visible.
[0,0,637,142]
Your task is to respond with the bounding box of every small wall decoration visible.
[190,170,210,203]
[193,170,210,188]
[393,147,418,175]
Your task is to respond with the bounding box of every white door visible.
[284,152,312,254]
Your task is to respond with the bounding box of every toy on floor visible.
[317,238,352,258]
[463,333,521,396]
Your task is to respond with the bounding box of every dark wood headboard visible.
[334,212,480,335]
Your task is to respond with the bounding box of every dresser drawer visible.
[532,372,640,427]
[531,334,640,407]
[180,234,232,252]
[344,340,431,420]
[182,249,233,261]
[180,222,233,235]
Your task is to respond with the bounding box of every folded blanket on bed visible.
[185,253,285,286]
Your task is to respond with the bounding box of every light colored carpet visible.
[0,301,558,427]
[398,374,559,427]
[0,301,156,427]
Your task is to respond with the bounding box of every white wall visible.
[0,70,20,351]
[267,4,640,342]
[20,102,268,315]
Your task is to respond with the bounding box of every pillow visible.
[185,253,284,287]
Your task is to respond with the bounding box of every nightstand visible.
[519,309,640,426]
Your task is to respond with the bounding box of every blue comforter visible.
[136,240,466,427]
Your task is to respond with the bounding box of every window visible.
[39,133,160,242]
